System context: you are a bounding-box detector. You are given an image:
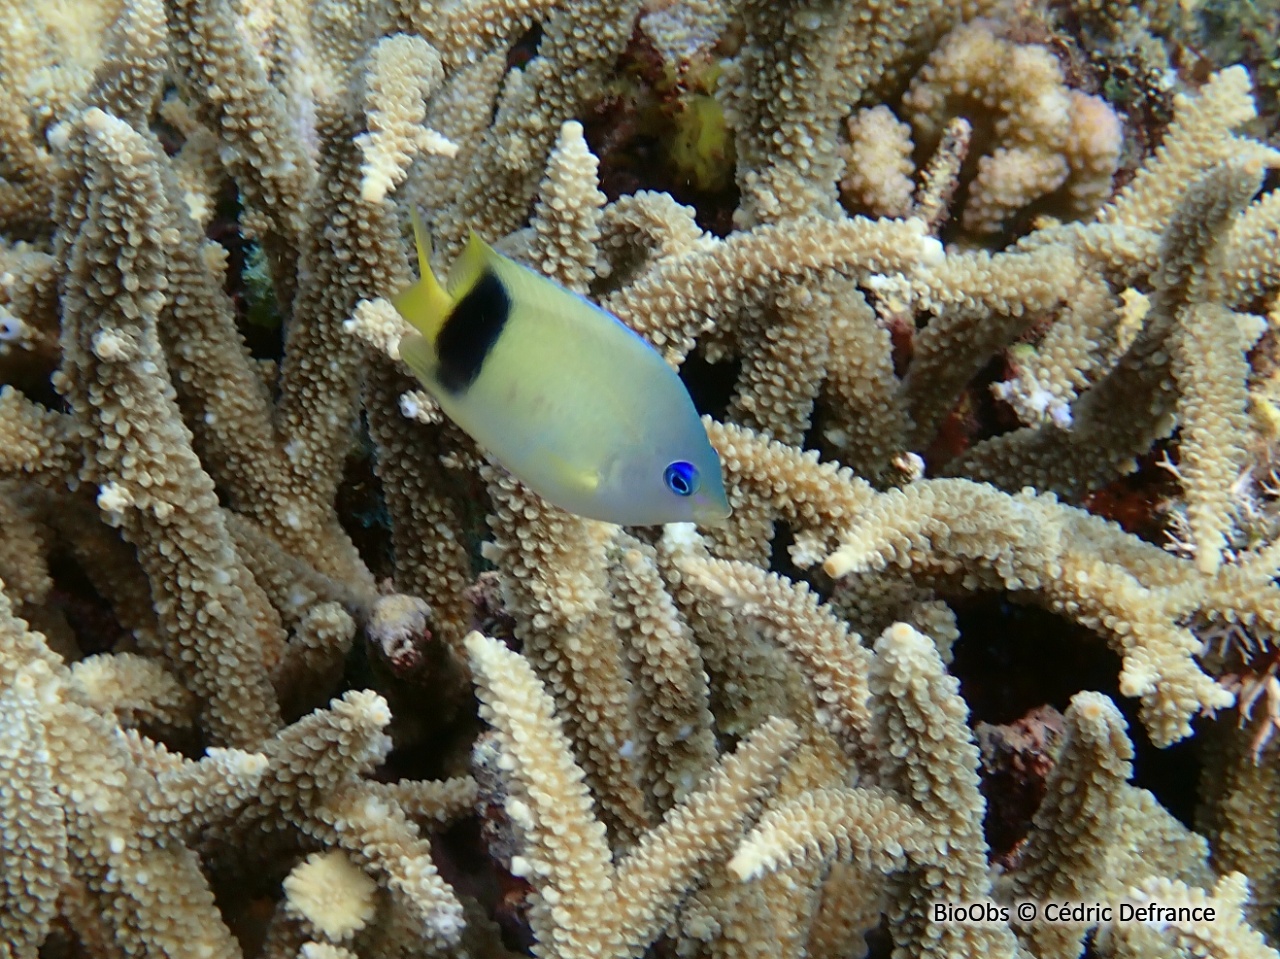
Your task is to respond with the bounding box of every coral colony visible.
[3,0,1280,957]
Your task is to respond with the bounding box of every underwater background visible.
[3,0,1280,956]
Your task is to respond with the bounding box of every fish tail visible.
[392,209,453,341]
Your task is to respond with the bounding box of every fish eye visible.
[663,460,699,497]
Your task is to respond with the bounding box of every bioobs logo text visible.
[932,901,1011,926]
[931,899,1218,926]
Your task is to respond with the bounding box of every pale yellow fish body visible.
[393,218,730,526]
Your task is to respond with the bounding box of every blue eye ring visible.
[663,460,699,497]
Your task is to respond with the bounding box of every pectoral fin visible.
[399,331,441,392]
[537,448,601,495]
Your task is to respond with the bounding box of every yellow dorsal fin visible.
[412,208,434,279]
[391,210,454,341]
[444,229,495,296]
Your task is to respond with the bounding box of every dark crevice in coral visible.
[952,593,1202,844]
[337,431,396,582]
[922,355,1021,472]
[766,521,808,587]
[507,22,543,72]
[679,346,740,421]
[950,594,1120,727]
[45,548,125,656]
[1082,441,1181,546]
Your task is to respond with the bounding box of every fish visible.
[391,213,731,527]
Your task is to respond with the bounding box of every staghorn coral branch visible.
[676,552,874,759]
[0,387,84,487]
[656,524,813,742]
[706,418,879,569]
[431,0,644,255]
[610,715,801,950]
[818,283,912,483]
[466,630,617,957]
[1112,873,1280,959]
[84,0,166,125]
[271,96,406,593]
[729,785,928,881]
[363,362,479,660]
[483,467,652,847]
[0,659,68,959]
[1165,161,1266,575]
[1100,66,1273,232]
[606,216,943,364]
[870,623,1020,959]
[467,631,800,959]
[530,120,606,294]
[69,652,196,730]
[0,582,248,959]
[200,688,467,949]
[1005,692,1211,957]
[356,34,454,205]
[55,107,283,748]
[723,0,977,226]
[167,0,313,308]
[608,534,717,812]
[824,476,1233,744]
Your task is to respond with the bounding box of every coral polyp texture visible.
[4,0,1280,957]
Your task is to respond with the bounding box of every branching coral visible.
[4,0,1280,957]
[466,630,798,959]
